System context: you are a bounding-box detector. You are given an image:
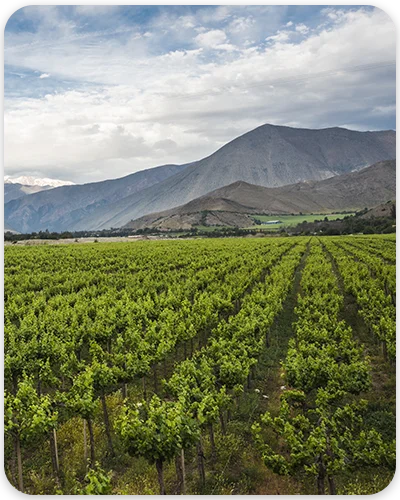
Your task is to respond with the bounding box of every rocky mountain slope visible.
[360,200,396,219]
[4,124,395,232]
[4,164,187,233]
[124,160,396,230]
[4,183,53,204]
[70,124,395,231]
[4,222,19,234]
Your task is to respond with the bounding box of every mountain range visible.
[4,124,396,233]
[5,183,52,204]
[4,176,76,204]
[4,164,186,233]
[4,176,75,188]
[124,160,396,230]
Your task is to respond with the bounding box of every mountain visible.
[4,222,19,234]
[4,183,54,203]
[4,175,75,188]
[4,176,76,204]
[360,200,396,219]
[4,164,187,233]
[4,124,396,232]
[124,160,396,230]
[68,124,396,231]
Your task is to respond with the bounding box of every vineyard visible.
[4,235,396,495]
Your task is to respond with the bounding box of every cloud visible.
[295,23,309,34]
[74,5,121,16]
[266,31,290,43]
[195,29,228,48]
[154,139,178,152]
[39,73,50,79]
[4,6,395,183]
[228,16,255,34]
[372,104,396,116]
[321,8,346,23]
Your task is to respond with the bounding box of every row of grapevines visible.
[5,239,295,401]
[349,237,396,263]
[252,241,395,495]
[353,233,396,243]
[4,238,295,492]
[324,239,396,360]
[115,241,308,494]
[333,239,395,302]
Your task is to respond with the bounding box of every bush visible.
[74,464,113,495]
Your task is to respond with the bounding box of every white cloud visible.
[74,5,120,16]
[4,6,395,183]
[228,16,255,34]
[195,29,228,48]
[321,8,347,23]
[177,15,196,29]
[39,73,50,79]
[215,43,237,52]
[266,31,290,43]
[295,23,309,34]
[372,104,396,116]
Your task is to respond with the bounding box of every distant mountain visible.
[4,164,187,233]
[4,183,54,203]
[4,222,19,234]
[69,124,396,231]
[4,124,396,232]
[4,175,75,188]
[124,160,396,230]
[4,176,75,203]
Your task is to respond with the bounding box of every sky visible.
[4,5,396,184]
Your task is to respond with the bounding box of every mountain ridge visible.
[4,123,396,233]
[4,176,75,188]
[4,163,188,233]
[124,160,396,230]
[71,124,395,230]
[4,183,56,204]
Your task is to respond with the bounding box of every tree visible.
[62,368,98,467]
[4,376,58,492]
[253,388,395,495]
[117,395,199,494]
[165,357,231,486]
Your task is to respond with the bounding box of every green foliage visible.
[3,236,395,494]
[5,375,57,443]
[253,240,395,494]
[63,368,98,420]
[117,395,199,464]
[74,464,113,494]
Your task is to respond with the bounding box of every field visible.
[4,235,396,495]
[191,213,354,232]
[249,213,354,230]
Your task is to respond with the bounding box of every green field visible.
[4,235,395,495]
[249,213,354,229]
[192,213,354,232]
